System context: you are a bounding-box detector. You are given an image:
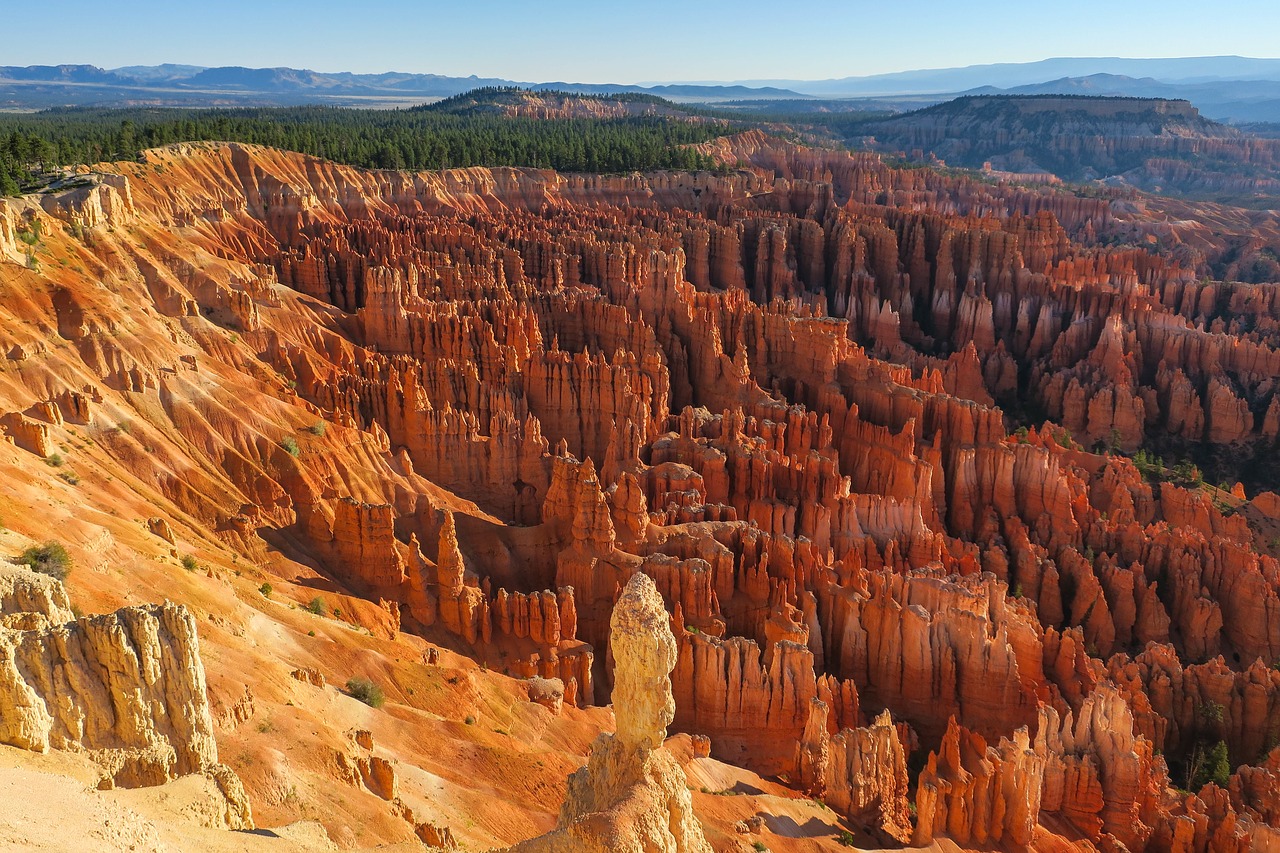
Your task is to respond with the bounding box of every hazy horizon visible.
[8,0,1280,84]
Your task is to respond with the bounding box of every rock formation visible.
[504,573,710,853]
[0,567,250,827]
[0,564,74,628]
[5,129,1280,847]
[797,699,912,842]
[914,718,1044,848]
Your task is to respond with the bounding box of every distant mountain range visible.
[5,58,1280,124]
[0,64,801,109]
[723,56,1280,96]
[716,57,1280,124]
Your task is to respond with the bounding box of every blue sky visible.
[7,0,1279,82]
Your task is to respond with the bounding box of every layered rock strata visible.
[6,133,1280,846]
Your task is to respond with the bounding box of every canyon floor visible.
[1,131,1280,851]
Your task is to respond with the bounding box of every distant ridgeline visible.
[854,95,1280,201]
[0,90,741,196]
[428,86,683,111]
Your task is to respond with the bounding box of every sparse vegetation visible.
[1171,458,1205,488]
[305,420,327,436]
[836,831,857,847]
[345,677,386,708]
[181,554,199,572]
[306,596,327,615]
[1186,739,1232,790]
[280,436,300,457]
[1198,700,1226,724]
[259,582,273,597]
[45,452,64,467]
[18,541,73,580]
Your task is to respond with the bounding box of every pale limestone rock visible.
[0,599,220,788]
[527,676,565,715]
[0,565,74,629]
[501,573,711,853]
[202,762,255,830]
[611,572,677,752]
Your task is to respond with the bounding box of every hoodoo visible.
[506,572,711,853]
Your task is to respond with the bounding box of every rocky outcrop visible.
[672,629,821,775]
[0,565,74,629]
[526,676,565,715]
[798,699,912,842]
[0,570,245,815]
[0,412,53,457]
[327,498,407,595]
[430,508,486,643]
[504,573,710,853]
[914,717,1044,847]
[1035,686,1162,849]
[0,600,216,786]
[823,571,1043,743]
[335,730,399,801]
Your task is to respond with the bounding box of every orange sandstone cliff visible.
[0,135,1279,849]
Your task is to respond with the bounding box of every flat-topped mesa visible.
[503,573,710,853]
